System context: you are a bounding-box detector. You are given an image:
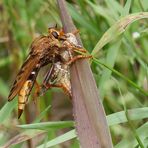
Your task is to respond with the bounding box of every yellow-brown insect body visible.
[17,65,40,118]
[8,28,64,101]
[18,80,32,118]
[8,28,90,118]
[8,29,64,118]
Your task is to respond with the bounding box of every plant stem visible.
[57,0,113,148]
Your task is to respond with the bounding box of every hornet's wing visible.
[8,55,39,101]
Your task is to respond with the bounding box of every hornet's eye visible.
[52,31,59,39]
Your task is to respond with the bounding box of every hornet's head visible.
[48,27,67,40]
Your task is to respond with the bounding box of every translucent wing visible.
[8,55,39,101]
[8,34,60,101]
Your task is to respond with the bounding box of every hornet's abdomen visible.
[18,80,32,118]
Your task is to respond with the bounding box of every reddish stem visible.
[57,0,113,148]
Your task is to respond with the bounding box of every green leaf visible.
[107,107,148,126]
[67,3,99,36]
[121,0,132,16]
[0,79,9,98]
[17,121,74,130]
[33,105,51,123]
[36,107,148,147]
[0,99,17,123]
[2,107,148,147]
[115,122,148,148]
[104,0,121,20]
[0,56,12,68]
[98,40,121,98]
[93,58,148,96]
[1,129,44,148]
[92,12,148,56]
[86,0,115,24]
[37,129,76,148]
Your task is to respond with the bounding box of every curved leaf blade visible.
[92,12,148,56]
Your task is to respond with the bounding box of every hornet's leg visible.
[72,46,88,53]
[33,80,41,117]
[42,83,72,98]
[33,80,41,103]
[34,64,56,97]
[39,83,53,96]
[43,65,54,84]
[37,63,63,97]
[72,29,79,35]
[66,54,92,65]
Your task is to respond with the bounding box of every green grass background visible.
[0,0,148,147]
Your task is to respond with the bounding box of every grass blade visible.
[57,0,113,147]
[93,58,148,96]
[1,130,44,148]
[92,12,148,56]
[107,107,148,126]
[0,99,17,123]
[37,129,76,148]
[115,122,148,148]
[17,121,74,130]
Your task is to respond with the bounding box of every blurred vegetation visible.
[0,0,148,147]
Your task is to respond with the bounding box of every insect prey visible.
[39,32,91,98]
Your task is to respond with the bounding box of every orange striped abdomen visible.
[18,80,33,118]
